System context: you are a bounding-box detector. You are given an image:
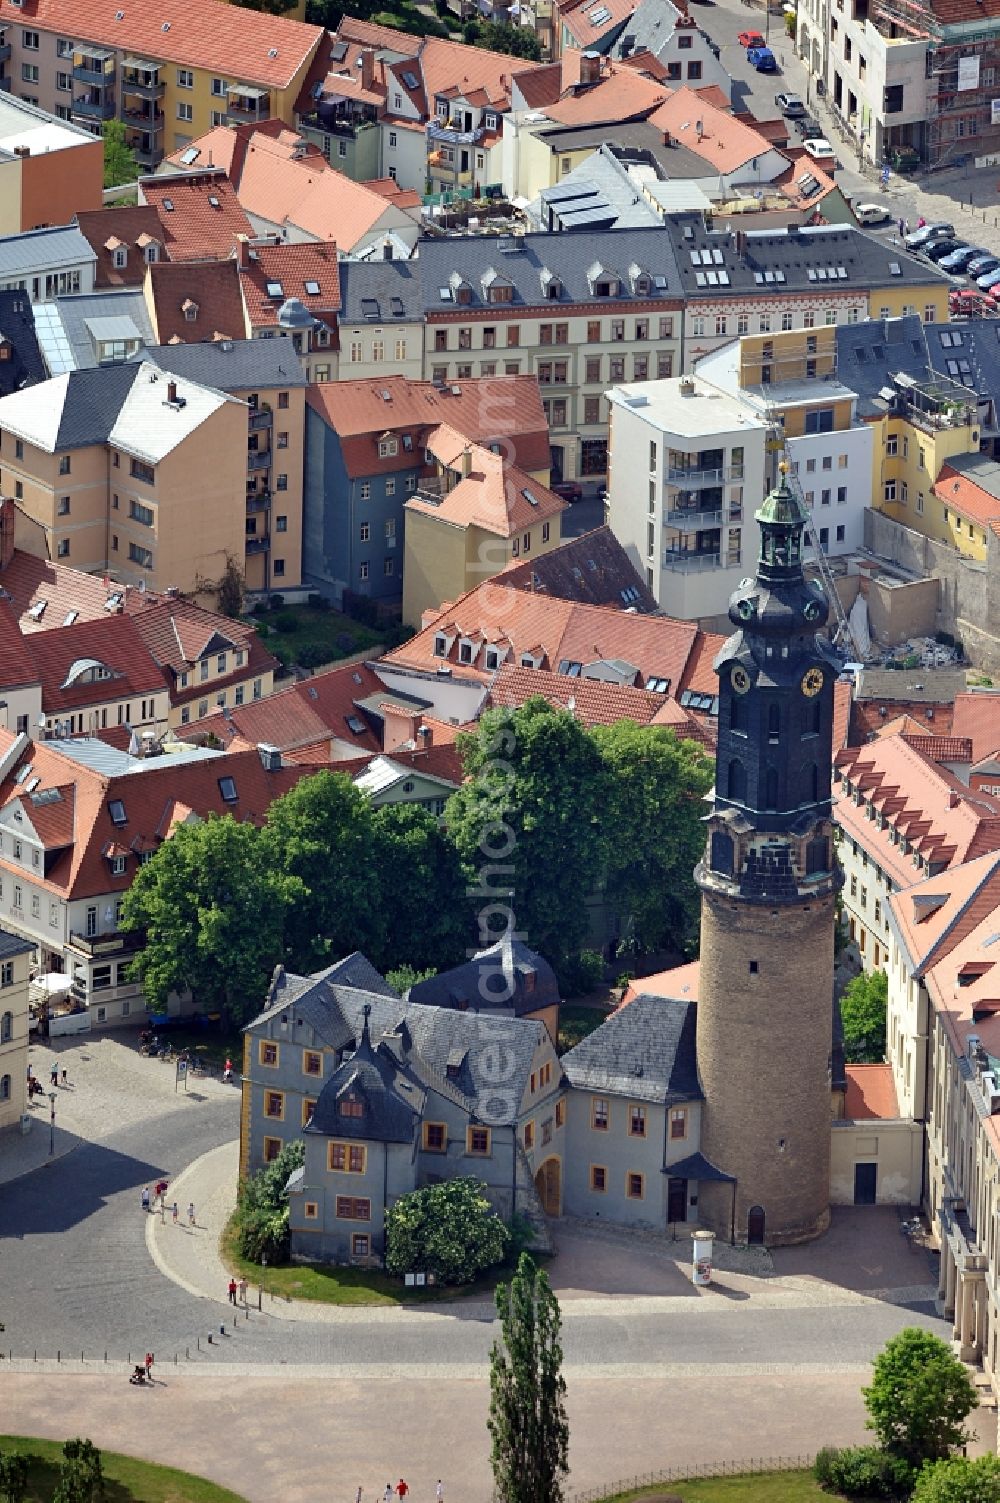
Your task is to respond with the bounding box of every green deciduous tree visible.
[61,1442,103,1501]
[913,1455,1000,1502]
[101,120,140,190]
[592,721,713,955]
[370,802,470,973]
[234,1140,304,1263]
[863,1328,978,1471]
[233,0,300,13]
[489,1253,569,1503]
[0,1452,29,1503]
[52,1460,95,1503]
[385,963,437,994]
[260,771,384,972]
[448,699,610,963]
[476,19,542,57]
[385,1178,508,1284]
[122,817,291,1027]
[840,967,889,1063]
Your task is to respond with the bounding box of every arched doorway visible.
[747,1204,765,1245]
[534,1158,561,1217]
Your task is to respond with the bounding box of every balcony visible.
[247,449,271,472]
[665,507,723,531]
[73,94,116,120]
[121,61,164,100]
[127,137,161,167]
[227,86,270,124]
[121,105,163,128]
[68,928,138,959]
[245,534,270,554]
[72,55,114,87]
[427,117,486,147]
[246,494,271,514]
[662,549,722,572]
[248,407,272,431]
[665,464,744,486]
[0,39,10,64]
[300,109,377,140]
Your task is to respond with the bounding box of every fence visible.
[565,1453,816,1503]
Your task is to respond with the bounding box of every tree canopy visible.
[101,120,140,191]
[840,967,889,1063]
[465,19,543,57]
[863,1328,978,1470]
[489,1253,569,1503]
[592,720,712,955]
[122,817,291,1027]
[912,1456,1000,1503]
[370,802,469,973]
[385,1178,509,1284]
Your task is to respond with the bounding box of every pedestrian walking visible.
[383,1486,392,1503]
[171,1201,179,1225]
[238,1277,248,1305]
[228,1278,238,1305]
[436,1482,444,1502]
[396,1481,409,1500]
[144,1352,154,1381]
[49,1062,57,1087]
[60,1067,68,1086]
[898,216,904,237]
[141,1186,150,1213]
[356,1489,363,1503]
[187,1202,196,1227]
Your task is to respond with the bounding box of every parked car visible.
[775,92,806,116]
[903,222,955,250]
[796,117,824,139]
[853,202,890,226]
[939,245,989,272]
[976,265,1000,290]
[552,480,583,502]
[747,45,778,71]
[950,288,995,317]
[967,254,1000,277]
[924,238,964,263]
[737,29,765,46]
[802,137,836,164]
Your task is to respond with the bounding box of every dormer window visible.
[484,112,497,130]
[458,638,477,664]
[339,1095,364,1118]
[182,299,198,322]
[433,633,449,657]
[378,436,398,458]
[113,247,127,270]
[111,854,127,875]
[144,243,158,263]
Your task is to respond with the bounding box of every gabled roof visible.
[500,527,658,612]
[0,224,95,280]
[651,88,781,174]
[28,614,167,713]
[140,336,307,392]
[561,992,701,1105]
[145,259,247,346]
[844,1064,899,1121]
[125,594,277,698]
[0,0,325,91]
[0,549,132,632]
[488,663,669,728]
[541,64,669,128]
[238,241,341,329]
[558,0,638,46]
[183,658,390,755]
[75,207,165,289]
[409,936,559,1018]
[32,289,155,375]
[0,598,40,687]
[406,435,566,539]
[890,849,1000,979]
[953,692,1000,762]
[139,173,253,262]
[306,1014,419,1144]
[934,462,1000,532]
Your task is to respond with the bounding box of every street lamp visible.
[258,1251,267,1312]
[47,1090,56,1157]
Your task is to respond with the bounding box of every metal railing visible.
[565,1453,817,1503]
[665,506,723,530]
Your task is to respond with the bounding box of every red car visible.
[950,288,994,318]
[738,29,766,47]
[552,480,583,502]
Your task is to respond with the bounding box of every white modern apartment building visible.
[606,375,767,622]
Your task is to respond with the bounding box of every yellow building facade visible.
[870,387,982,556]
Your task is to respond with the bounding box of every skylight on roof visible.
[402,69,419,88]
[889,261,902,276]
[266,281,283,299]
[303,279,321,296]
[346,716,366,735]
[179,147,199,166]
[162,199,174,213]
[31,787,61,806]
[694,272,706,287]
[108,799,127,826]
[27,600,46,621]
[14,764,30,785]
[219,776,238,803]
[63,611,78,626]
[439,287,452,301]
[390,296,404,315]
[24,777,40,794]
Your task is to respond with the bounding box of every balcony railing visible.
[227,90,270,124]
[247,449,271,472]
[427,118,486,146]
[662,549,722,572]
[121,105,163,128]
[73,61,114,86]
[0,41,11,63]
[665,507,723,531]
[245,534,270,554]
[246,494,271,514]
[121,71,164,100]
[127,139,160,166]
[665,464,744,486]
[300,112,377,139]
[249,408,272,431]
[73,95,116,120]
[68,928,138,958]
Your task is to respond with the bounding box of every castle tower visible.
[694,466,840,1247]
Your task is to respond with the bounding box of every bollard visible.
[196,1337,200,1351]
[219,1323,225,1337]
[207,1333,213,1344]
[57,1350,60,1363]
[104,1351,107,1364]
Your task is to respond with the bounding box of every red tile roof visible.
[29,614,167,713]
[146,259,247,345]
[952,691,1000,762]
[0,598,40,687]
[406,434,565,539]
[542,67,669,128]
[238,241,341,329]
[890,849,1000,978]
[844,1064,899,1120]
[183,659,389,755]
[125,595,277,707]
[75,207,167,289]
[488,663,669,727]
[140,174,253,262]
[651,88,788,173]
[0,0,325,90]
[620,960,700,1009]
[851,698,954,742]
[0,731,306,901]
[307,376,551,477]
[557,0,638,45]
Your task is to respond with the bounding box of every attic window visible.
[162,198,174,212]
[648,676,670,692]
[27,601,46,621]
[434,634,448,657]
[266,281,283,300]
[339,1095,364,1117]
[889,262,901,277]
[208,195,220,208]
[108,799,127,825]
[218,776,238,802]
[557,659,582,676]
[183,299,198,322]
[304,279,321,296]
[63,611,78,626]
[346,715,366,734]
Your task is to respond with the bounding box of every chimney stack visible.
[580,50,601,86]
[235,233,252,270]
[166,380,177,404]
[461,445,472,477]
[360,48,376,91]
[0,496,15,572]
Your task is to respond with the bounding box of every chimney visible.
[461,445,472,477]
[0,496,15,572]
[580,50,601,86]
[166,380,177,404]
[679,377,695,396]
[360,48,376,91]
[695,118,704,140]
[416,723,432,752]
[258,743,282,772]
[560,49,584,92]
[235,233,252,270]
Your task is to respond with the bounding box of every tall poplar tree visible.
[488,1253,569,1503]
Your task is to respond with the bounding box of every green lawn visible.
[603,1471,826,1502]
[249,602,408,671]
[222,1217,528,1307]
[558,1002,613,1053]
[0,1437,247,1502]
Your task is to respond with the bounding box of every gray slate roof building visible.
[408,936,560,1019]
[45,364,143,450]
[0,289,47,395]
[561,992,701,1105]
[416,226,686,313]
[526,146,663,234]
[530,119,711,181]
[835,314,932,419]
[925,317,1000,401]
[500,525,659,612]
[337,259,424,325]
[33,291,155,375]
[664,217,950,305]
[0,224,96,281]
[306,1008,422,1144]
[140,337,307,390]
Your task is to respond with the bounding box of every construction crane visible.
[774,444,865,663]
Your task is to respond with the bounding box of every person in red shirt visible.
[396,1483,409,1499]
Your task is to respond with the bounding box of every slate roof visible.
[925,317,1000,399]
[526,146,663,234]
[664,220,948,306]
[0,364,140,451]
[140,338,307,391]
[500,527,658,612]
[408,936,559,1017]
[337,259,424,325]
[0,225,95,279]
[306,1013,420,1144]
[416,226,685,313]
[0,289,47,396]
[561,992,701,1105]
[248,963,546,1126]
[835,314,931,419]
[0,926,34,961]
[33,291,156,375]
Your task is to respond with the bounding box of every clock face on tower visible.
[731,665,752,695]
[801,667,824,698]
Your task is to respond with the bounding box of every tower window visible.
[765,767,779,810]
[806,836,828,875]
[767,704,780,742]
[710,831,734,876]
[806,763,819,803]
[728,759,747,802]
[749,960,759,975]
[730,696,746,734]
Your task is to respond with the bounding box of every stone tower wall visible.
[696,886,834,1246]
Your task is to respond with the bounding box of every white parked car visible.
[803,137,837,164]
[853,202,890,226]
